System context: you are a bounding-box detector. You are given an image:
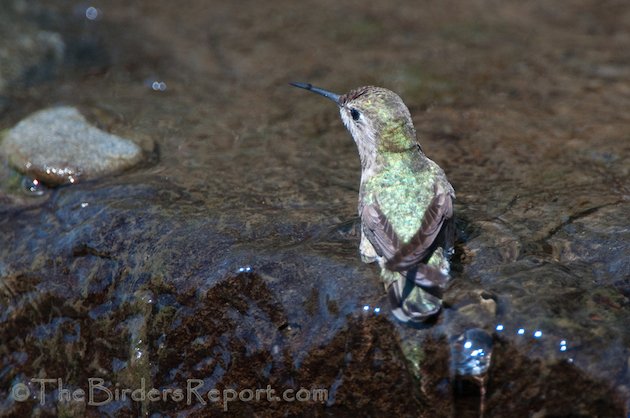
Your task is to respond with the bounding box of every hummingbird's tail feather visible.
[386,273,442,323]
[413,264,450,295]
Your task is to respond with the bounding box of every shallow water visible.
[1,0,629,416]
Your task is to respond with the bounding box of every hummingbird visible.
[290,82,455,323]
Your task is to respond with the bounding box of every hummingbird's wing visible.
[362,185,453,271]
[387,187,453,271]
[361,203,401,261]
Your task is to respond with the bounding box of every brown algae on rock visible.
[0,106,143,185]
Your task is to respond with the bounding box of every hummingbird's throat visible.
[340,107,378,169]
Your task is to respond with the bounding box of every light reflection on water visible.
[497,323,569,347]
[453,328,492,377]
[21,177,46,196]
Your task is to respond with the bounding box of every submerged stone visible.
[0,106,143,185]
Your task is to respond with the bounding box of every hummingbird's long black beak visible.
[289,82,341,105]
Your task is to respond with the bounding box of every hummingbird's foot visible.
[386,274,442,323]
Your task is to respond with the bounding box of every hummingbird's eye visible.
[350,108,361,121]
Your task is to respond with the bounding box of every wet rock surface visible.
[1,0,629,417]
[0,106,144,185]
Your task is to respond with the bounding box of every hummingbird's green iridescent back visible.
[363,152,447,243]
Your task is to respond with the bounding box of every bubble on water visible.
[85,6,100,20]
[152,81,167,91]
[452,328,493,377]
[144,78,168,92]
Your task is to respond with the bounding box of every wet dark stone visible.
[0,180,449,416]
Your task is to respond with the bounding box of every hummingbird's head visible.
[290,83,419,168]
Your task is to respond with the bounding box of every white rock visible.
[0,106,142,185]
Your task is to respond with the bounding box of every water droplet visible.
[21,177,45,196]
[517,328,525,335]
[81,202,89,208]
[533,330,543,338]
[362,305,370,312]
[495,324,504,332]
[453,329,493,377]
[373,307,381,314]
